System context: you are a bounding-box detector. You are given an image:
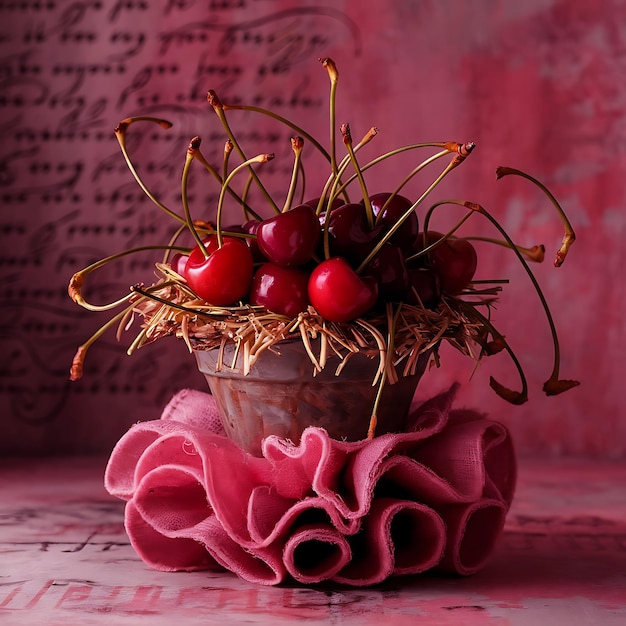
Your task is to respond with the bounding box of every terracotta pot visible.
[194,340,431,456]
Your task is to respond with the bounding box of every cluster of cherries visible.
[68,57,578,402]
[180,191,478,323]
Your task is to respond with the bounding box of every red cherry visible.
[308,257,378,322]
[368,192,418,252]
[249,263,310,318]
[183,235,253,305]
[325,202,384,262]
[222,223,244,235]
[256,204,321,267]
[405,267,441,308]
[417,231,478,294]
[169,252,188,276]
[241,219,265,262]
[363,244,410,301]
[304,196,345,213]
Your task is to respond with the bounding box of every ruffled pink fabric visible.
[105,383,516,586]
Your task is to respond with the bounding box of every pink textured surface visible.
[1,456,624,624]
[104,386,516,585]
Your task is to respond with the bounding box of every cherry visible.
[256,204,321,267]
[222,223,244,234]
[183,235,253,305]
[169,252,188,276]
[249,263,310,318]
[368,192,418,252]
[416,231,478,294]
[241,219,264,262]
[363,243,410,301]
[305,196,345,213]
[308,257,378,322]
[324,202,384,262]
[405,267,441,308]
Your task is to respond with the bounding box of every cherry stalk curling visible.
[68,57,579,434]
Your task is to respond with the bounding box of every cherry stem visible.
[367,303,403,438]
[496,166,576,267]
[241,173,255,220]
[126,289,186,354]
[324,127,377,210]
[181,137,210,257]
[457,299,529,404]
[314,128,380,217]
[70,278,189,381]
[341,123,374,227]
[216,152,275,247]
[396,145,460,187]
[470,201,578,396]
[129,283,236,317]
[463,236,546,263]
[348,312,390,438]
[364,141,454,166]
[223,139,233,180]
[375,150,451,227]
[162,223,190,265]
[126,279,207,354]
[320,57,339,176]
[70,299,145,381]
[190,146,263,221]
[317,139,434,259]
[317,127,388,258]
[68,244,190,311]
[337,142,460,205]
[320,146,368,260]
[356,151,468,274]
[208,90,280,214]
[222,104,332,164]
[405,206,476,265]
[283,136,304,212]
[114,117,186,225]
[298,158,307,205]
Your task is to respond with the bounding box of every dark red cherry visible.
[241,219,264,262]
[249,263,310,318]
[183,235,253,305]
[304,196,345,213]
[325,203,384,262]
[308,257,378,322]
[256,204,320,267]
[417,231,478,294]
[405,267,441,308]
[222,223,244,235]
[169,252,188,276]
[368,192,418,252]
[363,244,410,301]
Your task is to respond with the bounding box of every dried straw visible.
[127,264,495,380]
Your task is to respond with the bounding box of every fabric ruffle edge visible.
[104,383,516,586]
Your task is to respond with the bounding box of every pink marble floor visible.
[1,456,625,625]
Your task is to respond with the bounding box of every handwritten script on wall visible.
[0,1,362,454]
[2,1,626,457]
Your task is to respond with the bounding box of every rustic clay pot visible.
[194,340,431,456]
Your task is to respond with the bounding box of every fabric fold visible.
[105,384,516,586]
[333,498,446,586]
[283,523,352,584]
[438,498,509,576]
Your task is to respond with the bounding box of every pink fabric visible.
[105,383,516,586]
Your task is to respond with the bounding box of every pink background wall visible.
[1,0,624,457]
